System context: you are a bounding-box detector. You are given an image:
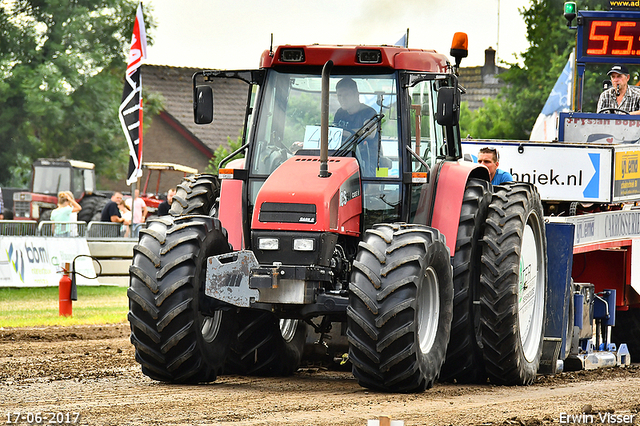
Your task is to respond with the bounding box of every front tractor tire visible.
[128,215,234,383]
[479,183,547,385]
[347,223,454,393]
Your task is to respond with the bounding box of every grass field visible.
[0,286,128,328]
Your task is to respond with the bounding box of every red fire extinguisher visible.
[59,262,73,317]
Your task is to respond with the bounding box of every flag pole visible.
[131,182,136,237]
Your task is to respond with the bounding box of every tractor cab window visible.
[250,71,399,178]
[32,166,71,195]
[406,78,446,171]
[71,168,84,199]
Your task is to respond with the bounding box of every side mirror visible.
[194,85,213,124]
[436,86,460,126]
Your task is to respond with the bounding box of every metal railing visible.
[0,220,39,236]
[38,221,87,237]
[86,221,120,239]
[0,220,141,240]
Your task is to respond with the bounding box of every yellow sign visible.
[609,0,640,11]
[615,150,640,180]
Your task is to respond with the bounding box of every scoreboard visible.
[577,10,640,64]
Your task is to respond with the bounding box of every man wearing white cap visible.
[597,64,640,115]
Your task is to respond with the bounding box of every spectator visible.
[118,200,132,237]
[157,188,176,216]
[126,189,148,224]
[100,192,130,225]
[477,147,514,185]
[51,191,82,236]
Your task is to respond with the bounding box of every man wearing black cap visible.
[597,64,640,115]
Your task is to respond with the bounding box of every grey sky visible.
[144,0,530,69]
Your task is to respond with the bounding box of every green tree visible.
[204,133,245,175]
[461,0,606,140]
[0,0,156,187]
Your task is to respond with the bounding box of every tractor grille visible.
[258,202,316,224]
[13,201,30,219]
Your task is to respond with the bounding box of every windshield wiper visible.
[333,113,384,157]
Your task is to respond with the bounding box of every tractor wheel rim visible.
[518,213,545,362]
[201,310,223,343]
[418,266,440,355]
[280,319,298,343]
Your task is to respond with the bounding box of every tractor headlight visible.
[258,237,279,250]
[293,238,315,252]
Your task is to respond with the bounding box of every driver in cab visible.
[597,64,640,115]
[334,78,378,176]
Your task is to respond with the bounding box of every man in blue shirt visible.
[477,147,514,185]
[334,78,378,176]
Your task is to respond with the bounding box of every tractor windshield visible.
[32,166,71,196]
[250,72,399,177]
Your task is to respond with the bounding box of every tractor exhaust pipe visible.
[319,60,333,178]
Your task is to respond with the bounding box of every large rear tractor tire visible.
[170,174,220,217]
[479,183,547,385]
[128,215,235,383]
[347,223,454,393]
[78,195,108,223]
[225,311,307,376]
[440,179,491,383]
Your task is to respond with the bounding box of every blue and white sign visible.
[462,141,613,203]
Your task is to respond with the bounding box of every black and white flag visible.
[119,3,147,185]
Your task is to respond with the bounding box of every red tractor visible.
[128,35,548,392]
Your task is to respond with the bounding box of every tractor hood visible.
[252,156,361,236]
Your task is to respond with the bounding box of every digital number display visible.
[583,17,640,58]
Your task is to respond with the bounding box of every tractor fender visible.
[219,158,246,250]
[431,161,489,256]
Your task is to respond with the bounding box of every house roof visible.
[142,64,247,154]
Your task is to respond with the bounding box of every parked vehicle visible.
[12,159,108,223]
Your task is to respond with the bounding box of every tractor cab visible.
[13,159,96,221]
[194,45,466,240]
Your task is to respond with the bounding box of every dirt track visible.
[1,324,639,426]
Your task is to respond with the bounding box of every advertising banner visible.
[560,112,640,144]
[462,141,613,202]
[0,236,98,287]
[614,146,640,200]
